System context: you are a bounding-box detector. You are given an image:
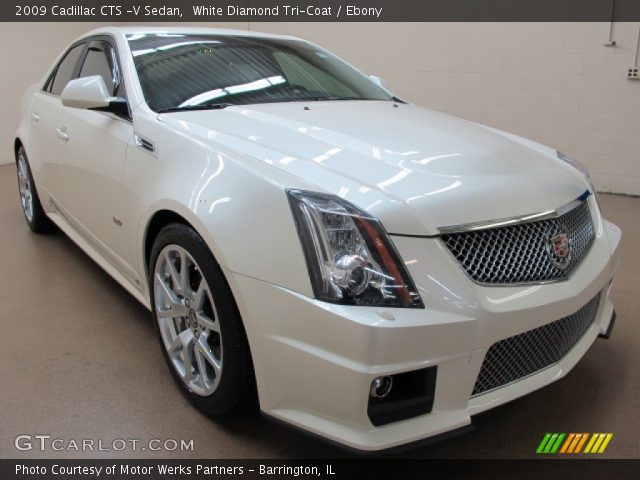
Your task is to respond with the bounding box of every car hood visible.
[160,101,588,236]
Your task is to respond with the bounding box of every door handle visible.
[31,112,40,123]
[56,127,69,142]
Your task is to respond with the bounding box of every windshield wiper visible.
[304,96,363,102]
[156,103,235,113]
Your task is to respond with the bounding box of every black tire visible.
[16,146,53,233]
[149,223,256,415]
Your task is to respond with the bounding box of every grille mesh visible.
[472,292,602,396]
[441,200,594,285]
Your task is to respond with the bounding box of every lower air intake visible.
[472,292,602,396]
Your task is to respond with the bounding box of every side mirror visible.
[61,75,128,116]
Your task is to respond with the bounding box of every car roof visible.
[76,26,300,42]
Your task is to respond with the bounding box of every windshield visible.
[127,33,393,112]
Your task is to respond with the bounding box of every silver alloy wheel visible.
[17,153,33,223]
[153,244,223,396]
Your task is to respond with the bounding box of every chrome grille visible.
[471,292,602,396]
[441,200,594,285]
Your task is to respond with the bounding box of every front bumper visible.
[228,209,621,452]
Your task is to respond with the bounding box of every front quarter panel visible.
[124,110,316,300]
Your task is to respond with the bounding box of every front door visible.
[53,38,137,283]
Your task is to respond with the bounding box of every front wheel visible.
[149,223,255,414]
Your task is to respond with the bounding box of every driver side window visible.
[78,42,122,97]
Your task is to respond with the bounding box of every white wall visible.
[2,22,639,195]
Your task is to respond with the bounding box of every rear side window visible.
[48,44,84,95]
[79,42,119,96]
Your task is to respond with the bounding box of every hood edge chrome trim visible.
[436,190,591,236]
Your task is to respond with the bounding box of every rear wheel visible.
[16,146,52,233]
[149,223,255,414]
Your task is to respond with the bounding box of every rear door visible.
[27,42,85,202]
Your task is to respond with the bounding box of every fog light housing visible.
[367,367,437,427]
[370,376,393,398]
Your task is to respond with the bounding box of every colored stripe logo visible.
[537,433,613,454]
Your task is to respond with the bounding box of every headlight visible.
[287,189,423,308]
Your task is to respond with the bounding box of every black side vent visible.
[134,134,156,154]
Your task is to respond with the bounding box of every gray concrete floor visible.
[0,163,638,459]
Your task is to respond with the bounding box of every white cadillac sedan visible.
[15,27,620,451]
